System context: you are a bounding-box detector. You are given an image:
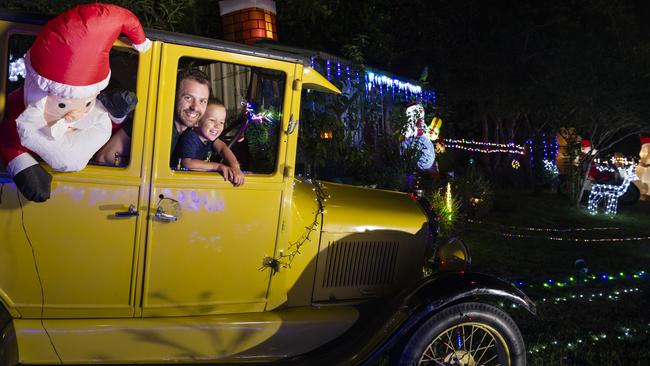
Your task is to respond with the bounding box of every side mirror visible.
[432,237,471,272]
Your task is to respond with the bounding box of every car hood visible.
[317,181,427,235]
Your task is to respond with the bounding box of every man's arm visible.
[213,139,244,186]
[94,127,131,164]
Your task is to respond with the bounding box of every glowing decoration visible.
[8,54,26,82]
[535,287,642,305]
[445,182,453,221]
[402,103,436,170]
[588,166,638,215]
[320,131,333,139]
[511,270,646,289]
[442,139,525,155]
[309,56,436,103]
[402,136,436,170]
[467,219,650,242]
[511,159,521,170]
[527,323,650,354]
[242,101,276,124]
[635,136,650,199]
[367,71,422,95]
[424,117,443,141]
[467,219,620,233]
[543,159,559,176]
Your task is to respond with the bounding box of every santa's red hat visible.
[641,136,650,146]
[25,3,150,100]
[581,139,592,149]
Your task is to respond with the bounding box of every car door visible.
[142,43,296,316]
[0,24,154,318]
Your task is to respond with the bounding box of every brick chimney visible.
[219,0,278,45]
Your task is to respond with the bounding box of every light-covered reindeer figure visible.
[588,165,638,215]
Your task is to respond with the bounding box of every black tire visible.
[398,302,526,366]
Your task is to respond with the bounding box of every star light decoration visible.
[588,165,638,215]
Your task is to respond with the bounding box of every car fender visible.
[361,271,535,365]
[284,271,535,365]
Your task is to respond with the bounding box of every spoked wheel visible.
[398,302,526,366]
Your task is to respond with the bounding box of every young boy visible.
[173,100,245,186]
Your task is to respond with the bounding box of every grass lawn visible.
[459,190,650,365]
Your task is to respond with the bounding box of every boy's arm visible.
[213,139,245,186]
[181,158,235,183]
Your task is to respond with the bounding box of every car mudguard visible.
[0,306,18,366]
[281,271,535,366]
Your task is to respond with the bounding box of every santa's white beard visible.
[16,98,112,172]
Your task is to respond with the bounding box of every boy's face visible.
[198,104,226,141]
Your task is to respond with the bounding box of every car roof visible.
[0,8,309,65]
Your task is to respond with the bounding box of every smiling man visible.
[172,69,211,152]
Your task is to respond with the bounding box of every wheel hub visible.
[443,350,476,366]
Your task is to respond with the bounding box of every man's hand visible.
[98,90,137,119]
[13,165,52,202]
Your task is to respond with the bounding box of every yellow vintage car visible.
[0,9,535,366]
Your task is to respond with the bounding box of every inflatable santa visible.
[0,3,150,202]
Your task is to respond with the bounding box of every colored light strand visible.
[536,286,642,305]
[442,139,525,155]
[466,219,620,233]
[471,227,650,243]
[588,165,638,215]
[527,324,650,354]
[310,56,436,104]
[510,270,647,290]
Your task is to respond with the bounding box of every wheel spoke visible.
[468,324,479,354]
[417,320,509,366]
[475,338,495,365]
[479,353,498,365]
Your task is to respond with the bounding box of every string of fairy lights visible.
[527,323,650,355]
[466,219,620,233]
[501,269,649,354]
[472,228,650,243]
[466,220,650,242]
[509,270,647,289]
[442,139,526,155]
[310,56,437,104]
[269,179,329,271]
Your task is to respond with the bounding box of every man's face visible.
[175,78,209,129]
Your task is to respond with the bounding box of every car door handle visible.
[155,206,177,222]
[114,204,139,217]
